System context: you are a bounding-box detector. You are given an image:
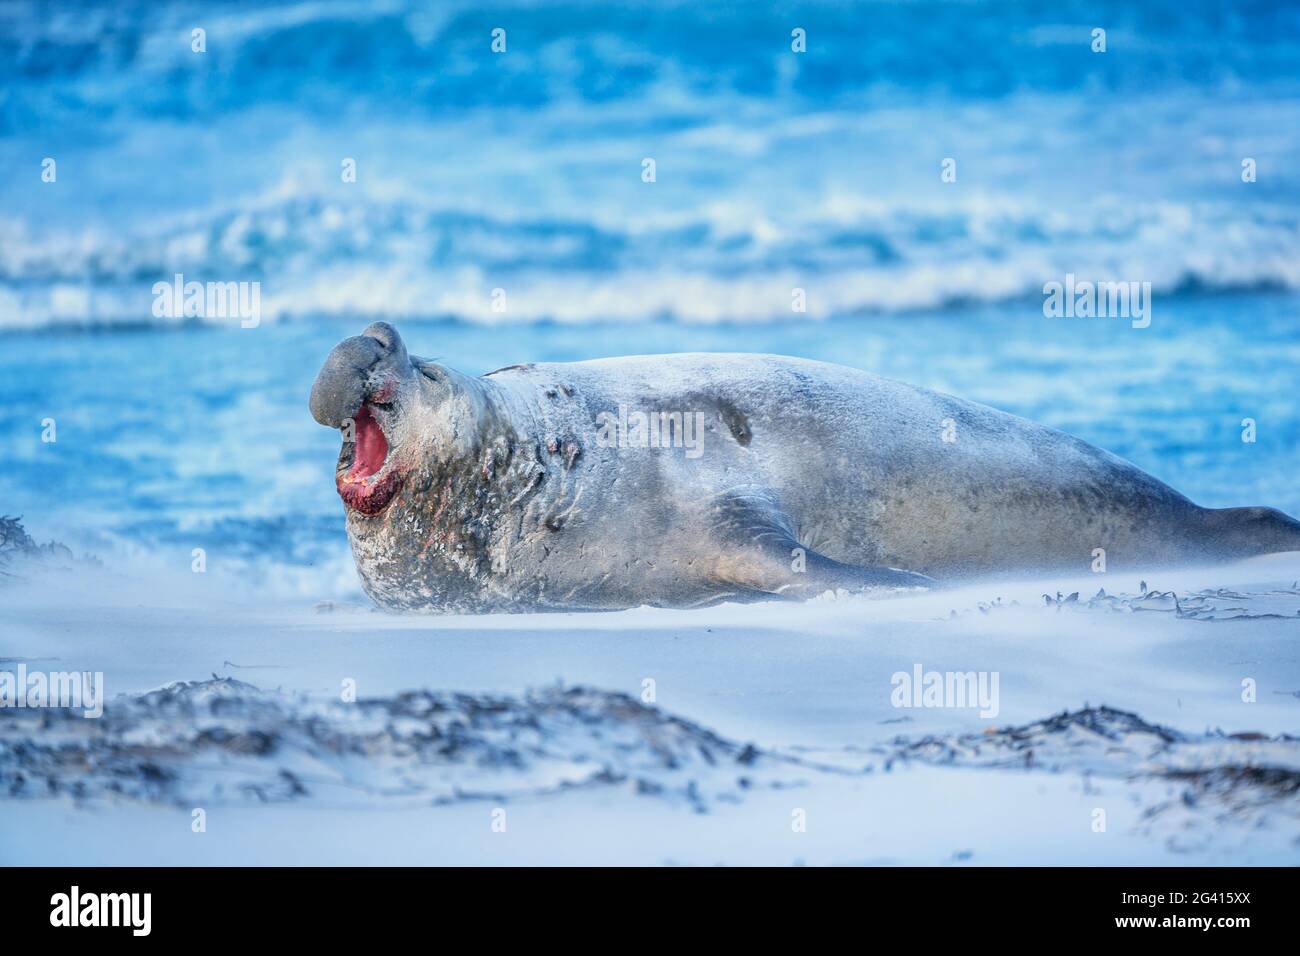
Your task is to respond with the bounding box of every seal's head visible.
[309,322,426,516]
[311,322,533,609]
[310,321,506,517]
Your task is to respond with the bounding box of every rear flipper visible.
[1202,506,1300,560]
[703,489,933,599]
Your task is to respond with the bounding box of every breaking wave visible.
[3,189,1299,329]
[2,0,1298,329]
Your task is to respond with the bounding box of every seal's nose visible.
[310,323,412,428]
[310,335,382,428]
[359,322,408,362]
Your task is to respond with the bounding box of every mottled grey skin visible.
[311,323,1300,612]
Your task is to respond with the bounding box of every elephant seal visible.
[310,322,1300,612]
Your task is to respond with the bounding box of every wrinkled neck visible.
[443,367,540,448]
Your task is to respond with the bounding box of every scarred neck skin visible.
[343,363,562,611]
[310,322,600,612]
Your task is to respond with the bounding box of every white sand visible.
[3,555,1299,865]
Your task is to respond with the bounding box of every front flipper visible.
[703,489,933,599]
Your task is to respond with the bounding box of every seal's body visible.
[310,323,1300,611]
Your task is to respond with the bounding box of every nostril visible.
[362,321,400,351]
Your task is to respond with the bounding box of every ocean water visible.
[2,0,1299,600]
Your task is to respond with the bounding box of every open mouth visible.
[336,405,403,516]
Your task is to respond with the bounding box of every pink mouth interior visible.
[347,406,388,481]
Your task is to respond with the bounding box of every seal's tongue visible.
[346,407,388,481]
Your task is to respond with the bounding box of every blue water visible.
[2,0,1299,597]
